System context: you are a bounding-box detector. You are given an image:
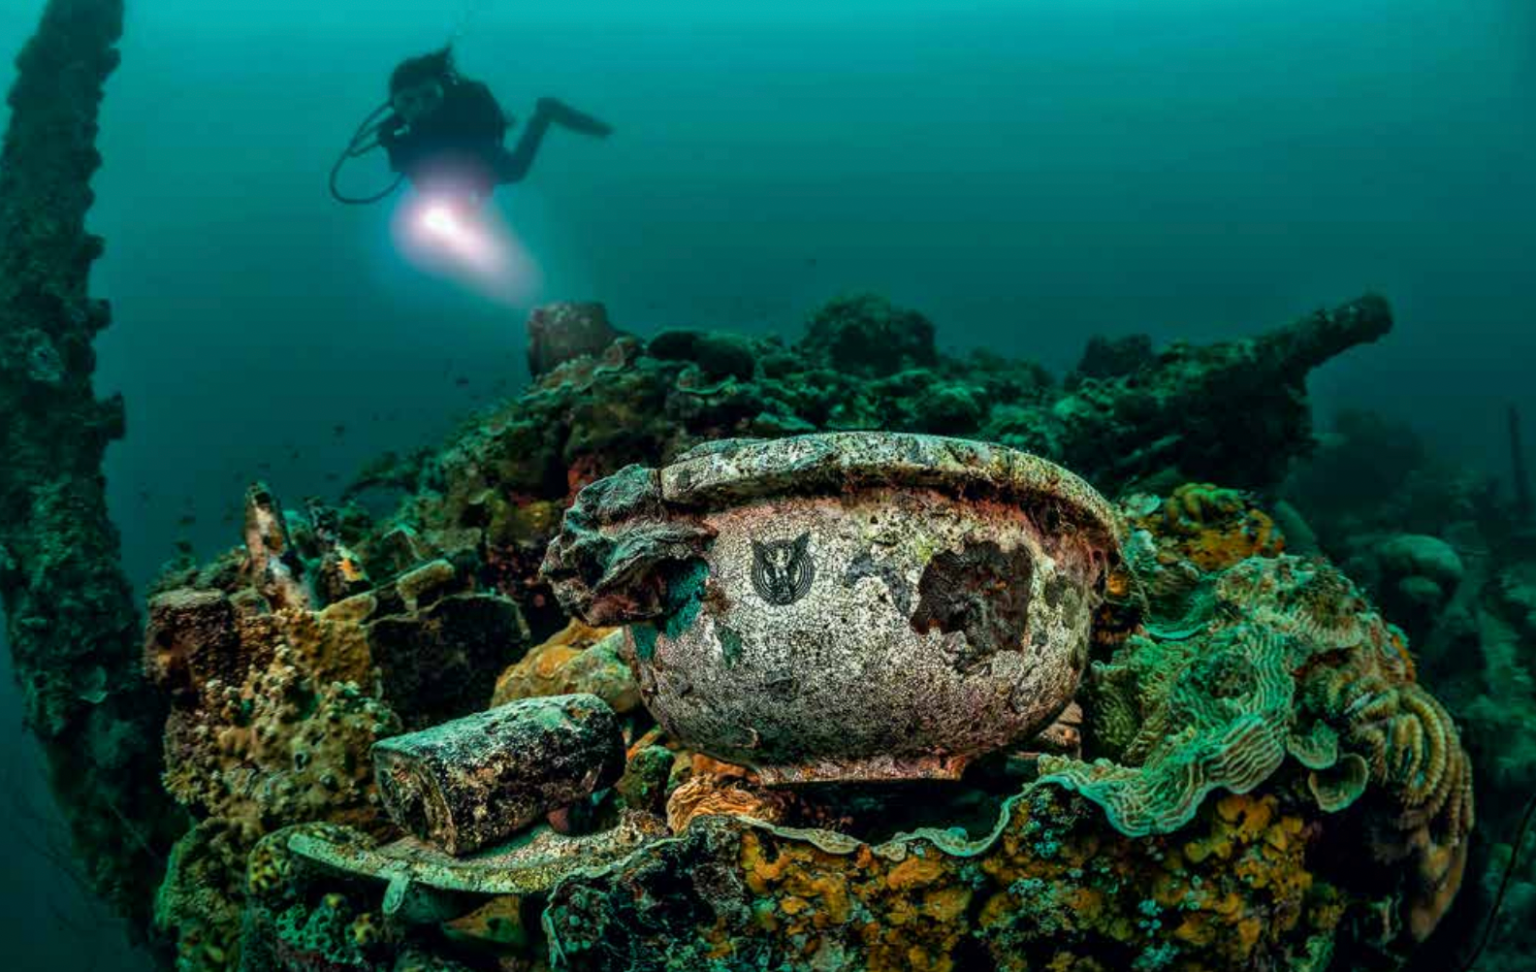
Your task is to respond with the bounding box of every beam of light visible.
[422,205,458,237]
[417,203,498,271]
[391,190,543,307]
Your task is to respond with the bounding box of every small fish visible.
[177,514,197,527]
[333,425,346,438]
[336,553,366,583]
[455,376,471,388]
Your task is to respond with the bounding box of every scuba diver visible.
[331,46,612,206]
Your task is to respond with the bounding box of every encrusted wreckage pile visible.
[145,483,533,966]
[133,291,1491,972]
[154,465,1474,972]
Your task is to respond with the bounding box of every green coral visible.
[797,292,939,377]
[1043,502,1475,946]
[273,893,376,969]
[617,745,676,817]
[155,822,246,971]
[1307,753,1369,813]
[1044,549,1465,834]
[1285,721,1339,771]
[1040,625,1294,836]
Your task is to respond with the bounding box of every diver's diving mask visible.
[392,80,446,126]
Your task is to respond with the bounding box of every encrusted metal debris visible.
[373,693,626,855]
[543,432,1123,783]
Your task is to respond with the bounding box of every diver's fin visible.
[537,97,614,138]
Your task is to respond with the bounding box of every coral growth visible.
[12,13,1454,972]
[798,292,940,377]
[378,293,1390,648]
[146,483,533,966]
[1127,483,1286,572]
[1048,529,1474,944]
[0,0,182,935]
[525,489,1470,971]
[149,589,403,965]
[1040,624,1296,836]
[1273,403,1536,972]
[157,477,1470,972]
[491,620,640,714]
[544,785,1346,972]
[664,755,793,833]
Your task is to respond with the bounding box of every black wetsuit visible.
[379,80,513,197]
[378,80,608,199]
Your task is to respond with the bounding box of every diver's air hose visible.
[329,101,405,205]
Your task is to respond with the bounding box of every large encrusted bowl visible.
[541,432,1122,784]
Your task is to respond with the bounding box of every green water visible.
[0,1,1532,968]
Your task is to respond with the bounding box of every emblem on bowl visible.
[751,533,815,606]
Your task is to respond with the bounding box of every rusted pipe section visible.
[373,693,626,855]
[0,0,181,939]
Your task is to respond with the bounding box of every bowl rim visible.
[660,431,1123,552]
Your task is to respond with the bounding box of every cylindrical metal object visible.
[372,693,625,855]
